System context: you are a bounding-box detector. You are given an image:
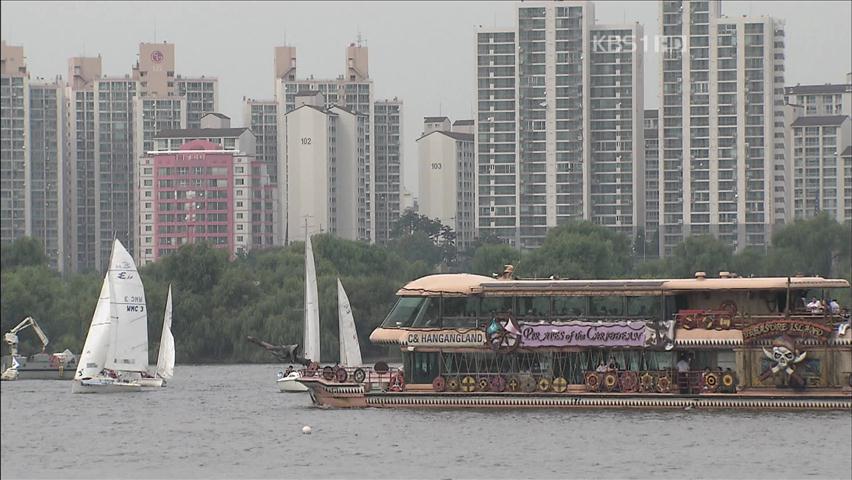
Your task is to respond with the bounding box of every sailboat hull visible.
[138,377,164,388]
[71,378,142,394]
[277,371,308,392]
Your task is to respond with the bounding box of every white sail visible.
[105,239,149,373]
[75,267,113,379]
[303,234,321,363]
[156,285,175,380]
[337,278,362,367]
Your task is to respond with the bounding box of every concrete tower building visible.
[657,1,786,254]
[475,1,645,249]
[417,117,475,247]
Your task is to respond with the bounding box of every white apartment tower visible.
[476,2,645,249]
[1,42,70,271]
[283,92,366,242]
[417,117,475,247]
[657,0,786,254]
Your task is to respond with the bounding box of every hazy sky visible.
[3,1,850,194]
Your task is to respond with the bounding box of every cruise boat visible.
[297,270,852,410]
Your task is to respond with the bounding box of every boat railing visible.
[298,364,403,386]
[675,309,849,330]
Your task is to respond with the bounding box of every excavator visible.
[1,316,76,381]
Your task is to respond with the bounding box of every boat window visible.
[589,296,624,317]
[626,296,661,317]
[411,298,441,327]
[406,352,440,384]
[553,296,588,317]
[515,296,551,320]
[380,297,426,328]
[480,297,513,317]
[442,297,480,328]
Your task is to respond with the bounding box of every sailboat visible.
[337,278,363,369]
[72,239,148,394]
[278,233,321,393]
[139,285,175,388]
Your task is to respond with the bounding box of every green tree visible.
[1,237,48,270]
[521,222,633,279]
[471,244,522,277]
[665,235,734,278]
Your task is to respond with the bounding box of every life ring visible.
[306,362,319,377]
[721,373,736,393]
[552,377,567,393]
[520,375,537,393]
[506,376,521,392]
[477,377,490,392]
[657,375,671,393]
[322,366,335,381]
[720,300,737,316]
[538,377,551,392]
[603,372,619,391]
[447,377,460,392]
[335,367,348,383]
[703,372,719,392]
[490,375,507,393]
[49,356,60,368]
[620,371,639,393]
[585,372,600,392]
[461,376,476,393]
[432,376,446,392]
[682,314,697,330]
[353,368,366,383]
[389,371,405,392]
[639,372,655,392]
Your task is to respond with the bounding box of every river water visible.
[1,364,850,479]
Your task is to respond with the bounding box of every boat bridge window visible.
[589,296,624,317]
[480,297,513,318]
[441,297,479,328]
[626,296,662,317]
[516,296,551,320]
[411,298,441,327]
[553,296,588,317]
[380,297,426,328]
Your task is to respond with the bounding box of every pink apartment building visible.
[137,113,276,265]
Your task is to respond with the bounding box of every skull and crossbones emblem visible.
[761,336,807,379]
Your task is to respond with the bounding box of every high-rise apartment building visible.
[1,41,30,249]
[1,42,70,271]
[476,2,645,249]
[373,98,403,244]
[66,55,101,271]
[417,117,475,247]
[282,92,366,242]
[783,76,852,224]
[644,109,660,253]
[28,80,68,271]
[658,1,786,254]
[63,42,217,271]
[244,99,278,180]
[137,115,274,264]
[273,43,403,245]
[787,115,851,223]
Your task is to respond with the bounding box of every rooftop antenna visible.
[357,29,363,47]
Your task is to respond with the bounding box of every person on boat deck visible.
[806,298,822,313]
[606,357,619,371]
[676,355,691,394]
[284,365,294,376]
[595,361,608,373]
[829,299,841,314]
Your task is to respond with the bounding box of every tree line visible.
[1,213,849,363]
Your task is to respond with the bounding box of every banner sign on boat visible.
[404,329,486,348]
[741,319,833,344]
[520,321,646,348]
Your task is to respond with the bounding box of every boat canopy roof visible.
[396,274,850,297]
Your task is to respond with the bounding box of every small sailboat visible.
[278,233,320,393]
[72,239,148,394]
[139,285,175,388]
[337,278,363,368]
